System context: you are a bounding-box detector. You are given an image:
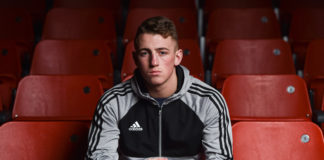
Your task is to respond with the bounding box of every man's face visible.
[133,33,183,88]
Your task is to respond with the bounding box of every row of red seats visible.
[1,74,323,159]
[0,121,323,159]
[1,74,316,124]
[1,3,324,68]
[1,52,323,125]
[1,38,324,111]
[1,0,322,25]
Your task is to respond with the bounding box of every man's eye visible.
[139,51,149,56]
[160,51,167,55]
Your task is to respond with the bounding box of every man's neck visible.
[147,71,178,98]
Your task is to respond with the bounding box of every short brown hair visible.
[134,16,178,50]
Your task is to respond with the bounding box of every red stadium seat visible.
[124,8,198,43]
[206,8,281,54]
[42,8,117,59]
[31,40,114,89]
[0,78,15,112]
[0,0,46,26]
[0,43,19,112]
[280,0,324,16]
[42,8,116,40]
[178,39,204,80]
[205,0,273,8]
[0,41,22,81]
[0,74,17,111]
[0,9,34,41]
[322,94,324,110]
[232,121,324,160]
[304,40,324,110]
[304,40,324,84]
[279,0,324,30]
[121,41,136,81]
[12,75,103,121]
[289,9,324,69]
[222,75,312,122]
[310,82,324,111]
[204,0,273,15]
[128,0,196,9]
[0,98,3,111]
[52,0,123,25]
[322,97,324,131]
[0,121,89,159]
[121,39,204,81]
[53,0,121,9]
[0,9,34,55]
[211,39,295,89]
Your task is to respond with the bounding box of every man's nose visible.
[150,53,159,66]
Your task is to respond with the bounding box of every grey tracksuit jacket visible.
[87,66,233,160]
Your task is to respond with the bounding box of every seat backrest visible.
[322,96,324,110]
[280,0,324,23]
[123,8,198,43]
[42,8,116,41]
[304,39,324,83]
[0,0,45,12]
[52,0,122,22]
[279,0,324,26]
[121,41,136,80]
[0,96,3,111]
[211,39,295,89]
[0,9,34,43]
[304,40,324,110]
[31,40,114,89]
[322,97,324,131]
[0,75,17,111]
[232,121,324,160]
[121,39,204,81]
[206,8,281,53]
[222,75,312,122]
[309,81,324,110]
[0,121,89,160]
[0,80,14,112]
[0,41,22,80]
[53,0,121,9]
[280,0,324,12]
[128,0,196,9]
[0,0,46,24]
[289,8,324,43]
[178,39,204,80]
[288,9,324,70]
[204,0,273,15]
[12,75,103,121]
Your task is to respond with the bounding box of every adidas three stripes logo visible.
[128,121,143,131]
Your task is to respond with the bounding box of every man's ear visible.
[132,51,138,67]
[174,49,183,66]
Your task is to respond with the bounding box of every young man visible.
[87,16,233,160]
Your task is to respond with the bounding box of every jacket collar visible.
[131,65,192,103]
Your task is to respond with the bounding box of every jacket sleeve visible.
[86,102,120,160]
[202,94,233,160]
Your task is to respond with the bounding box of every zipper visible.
[152,99,166,157]
[158,108,162,157]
